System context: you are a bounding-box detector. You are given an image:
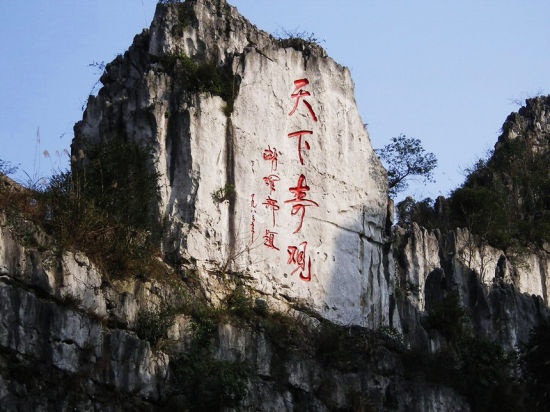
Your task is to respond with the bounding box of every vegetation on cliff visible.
[397,96,550,253]
[0,133,161,279]
[393,96,550,411]
[157,51,240,116]
[1,1,548,408]
[376,133,438,196]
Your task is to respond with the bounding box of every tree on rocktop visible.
[375,134,437,196]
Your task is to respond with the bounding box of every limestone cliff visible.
[1,0,549,411]
[73,0,395,328]
[395,224,548,350]
[393,96,550,352]
[0,176,469,410]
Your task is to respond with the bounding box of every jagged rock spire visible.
[74,0,395,328]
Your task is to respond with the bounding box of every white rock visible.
[147,1,394,328]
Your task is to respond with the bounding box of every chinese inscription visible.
[250,76,319,282]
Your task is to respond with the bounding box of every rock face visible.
[74,0,395,328]
[393,96,550,351]
[2,0,550,411]
[0,197,471,411]
[498,95,550,151]
[0,211,169,410]
[394,224,548,350]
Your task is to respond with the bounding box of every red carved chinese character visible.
[287,241,312,281]
[262,145,278,171]
[288,130,312,165]
[288,78,317,122]
[284,174,319,233]
[263,230,280,251]
[262,196,280,227]
[263,174,280,194]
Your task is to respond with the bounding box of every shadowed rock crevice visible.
[395,224,549,350]
[225,117,236,260]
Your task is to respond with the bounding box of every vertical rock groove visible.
[225,117,236,261]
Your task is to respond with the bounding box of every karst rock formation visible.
[1,1,549,410]
[73,0,395,329]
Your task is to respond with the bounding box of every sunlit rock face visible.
[74,0,398,329]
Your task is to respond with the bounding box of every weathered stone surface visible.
[74,0,396,329]
[0,280,169,403]
[498,95,550,147]
[395,223,548,349]
[2,1,548,411]
[0,211,170,409]
[1,209,470,410]
[209,322,470,411]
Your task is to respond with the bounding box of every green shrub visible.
[169,293,251,411]
[73,133,160,232]
[262,311,309,350]
[376,326,405,350]
[135,306,175,347]
[171,355,250,410]
[39,134,162,278]
[396,196,438,229]
[403,335,522,412]
[188,309,219,349]
[449,186,510,248]
[398,121,550,252]
[0,137,163,280]
[314,323,374,370]
[275,29,325,53]
[225,285,254,319]
[454,336,519,412]
[158,52,239,116]
[375,134,437,196]
[315,323,353,364]
[211,183,235,203]
[165,1,198,37]
[253,297,269,317]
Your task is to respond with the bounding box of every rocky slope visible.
[0,176,470,411]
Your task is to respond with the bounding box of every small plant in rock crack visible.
[211,184,235,203]
[135,305,175,347]
[275,29,325,46]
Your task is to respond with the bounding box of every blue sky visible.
[1,0,549,202]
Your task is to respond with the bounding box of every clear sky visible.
[1,0,549,203]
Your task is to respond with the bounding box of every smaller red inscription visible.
[263,230,280,251]
[287,241,312,281]
[288,130,313,165]
[262,145,278,171]
[263,174,280,194]
[284,174,319,233]
[289,78,318,122]
[250,215,256,242]
[262,196,280,227]
[250,194,257,242]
